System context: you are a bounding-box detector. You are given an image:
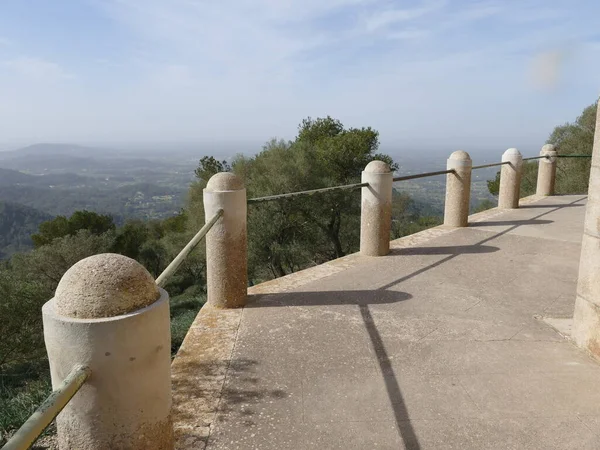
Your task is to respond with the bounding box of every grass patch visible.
[170,290,206,356]
[0,363,52,444]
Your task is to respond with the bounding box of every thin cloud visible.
[4,56,75,82]
[364,0,447,32]
[0,0,599,146]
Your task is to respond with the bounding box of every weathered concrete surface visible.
[536,144,558,196]
[498,148,522,209]
[173,195,600,449]
[573,102,600,359]
[444,151,472,227]
[204,172,248,308]
[360,160,393,256]
[45,255,173,450]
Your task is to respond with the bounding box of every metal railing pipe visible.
[523,155,549,161]
[2,365,91,450]
[392,169,454,182]
[247,182,368,204]
[471,161,510,170]
[155,209,224,287]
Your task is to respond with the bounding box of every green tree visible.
[31,210,115,247]
[487,101,597,197]
[391,191,442,238]
[549,102,596,194]
[112,220,151,260]
[0,230,114,371]
[222,118,398,280]
[194,156,231,182]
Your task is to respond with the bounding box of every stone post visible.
[360,160,393,256]
[573,101,600,357]
[444,151,472,227]
[498,148,523,209]
[536,144,558,196]
[204,172,247,308]
[42,254,173,450]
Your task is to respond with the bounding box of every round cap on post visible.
[540,144,558,161]
[206,172,244,191]
[502,147,522,161]
[364,160,390,174]
[449,150,471,161]
[447,150,472,170]
[55,253,160,319]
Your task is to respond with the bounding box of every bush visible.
[169,290,206,355]
[0,362,52,443]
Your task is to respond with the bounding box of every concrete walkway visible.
[172,195,600,449]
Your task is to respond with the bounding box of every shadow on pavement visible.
[519,202,585,209]
[247,289,412,307]
[393,244,499,256]
[470,219,553,227]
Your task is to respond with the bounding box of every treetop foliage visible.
[31,210,115,248]
[488,101,597,197]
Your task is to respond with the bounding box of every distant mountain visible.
[0,167,36,185]
[0,143,175,173]
[0,201,52,258]
[0,167,96,188]
[0,183,183,220]
[0,143,118,159]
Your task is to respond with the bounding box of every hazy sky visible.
[0,0,598,154]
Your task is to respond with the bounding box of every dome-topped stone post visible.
[536,144,558,196]
[444,151,472,227]
[573,100,600,357]
[360,160,393,256]
[498,148,523,209]
[203,172,248,308]
[42,254,174,449]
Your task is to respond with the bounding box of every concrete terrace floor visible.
[172,194,600,450]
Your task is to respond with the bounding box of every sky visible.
[0,0,598,155]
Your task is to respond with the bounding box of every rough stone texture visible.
[55,253,159,318]
[172,194,600,449]
[536,144,558,196]
[360,160,392,256]
[171,305,243,449]
[364,160,390,173]
[498,148,523,209]
[574,101,600,359]
[206,172,245,191]
[204,172,247,308]
[43,290,173,450]
[444,150,472,227]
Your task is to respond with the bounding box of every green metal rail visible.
[2,365,91,450]
[247,182,368,204]
[155,209,224,287]
[471,161,510,170]
[393,169,455,182]
[557,154,592,158]
[522,155,549,161]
